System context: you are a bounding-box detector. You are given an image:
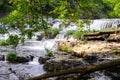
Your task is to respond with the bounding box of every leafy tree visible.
[1,0,52,46]
[103,0,120,17]
[0,0,120,47]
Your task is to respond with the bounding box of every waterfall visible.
[55,24,78,40]
[90,19,120,30]
[54,19,120,40]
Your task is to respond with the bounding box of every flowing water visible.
[89,19,120,30]
[0,19,120,80]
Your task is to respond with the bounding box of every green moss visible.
[7,52,17,62]
[60,45,69,52]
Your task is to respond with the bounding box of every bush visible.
[7,52,17,62]
[66,30,75,35]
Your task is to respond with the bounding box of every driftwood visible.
[84,29,120,37]
[27,58,120,80]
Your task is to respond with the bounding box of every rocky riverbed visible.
[0,41,46,80]
[39,51,120,80]
[0,39,120,80]
[37,39,120,80]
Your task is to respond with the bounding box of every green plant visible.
[73,29,98,40]
[60,45,68,52]
[7,52,17,62]
[73,30,84,39]
[0,39,9,46]
[45,48,54,57]
[6,34,19,48]
[66,30,75,35]
[50,28,60,37]
[0,27,8,34]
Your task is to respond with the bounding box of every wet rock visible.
[83,54,99,63]
[26,55,34,61]
[0,54,5,61]
[38,57,50,64]
[108,34,120,42]
[43,59,84,72]
[105,66,120,79]
[15,56,29,63]
[37,35,43,41]
[7,56,29,63]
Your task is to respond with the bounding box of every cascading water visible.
[55,23,78,40]
[89,19,120,30]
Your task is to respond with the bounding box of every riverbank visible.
[35,34,120,80]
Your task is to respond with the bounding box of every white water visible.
[89,19,120,30]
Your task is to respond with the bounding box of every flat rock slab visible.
[57,41,120,55]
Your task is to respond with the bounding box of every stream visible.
[0,19,120,80]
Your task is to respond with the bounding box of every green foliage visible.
[66,30,75,35]
[73,29,96,40]
[7,52,17,62]
[45,48,54,57]
[60,45,68,52]
[60,45,73,53]
[73,30,84,39]
[50,28,60,37]
[0,27,8,34]
[103,0,120,17]
[43,28,60,38]
[6,35,19,47]
[0,39,9,46]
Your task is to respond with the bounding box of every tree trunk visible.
[27,58,120,80]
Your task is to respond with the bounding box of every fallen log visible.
[27,58,120,80]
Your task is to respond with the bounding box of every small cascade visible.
[0,34,8,40]
[41,39,56,50]
[55,24,78,40]
[90,19,120,30]
[29,57,39,65]
[52,21,62,28]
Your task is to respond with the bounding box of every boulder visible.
[105,66,120,79]
[108,34,120,42]
[83,54,99,63]
[0,54,5,61]
[38,57,50,64]
[15,56,29,63]
[43,59,85,72]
